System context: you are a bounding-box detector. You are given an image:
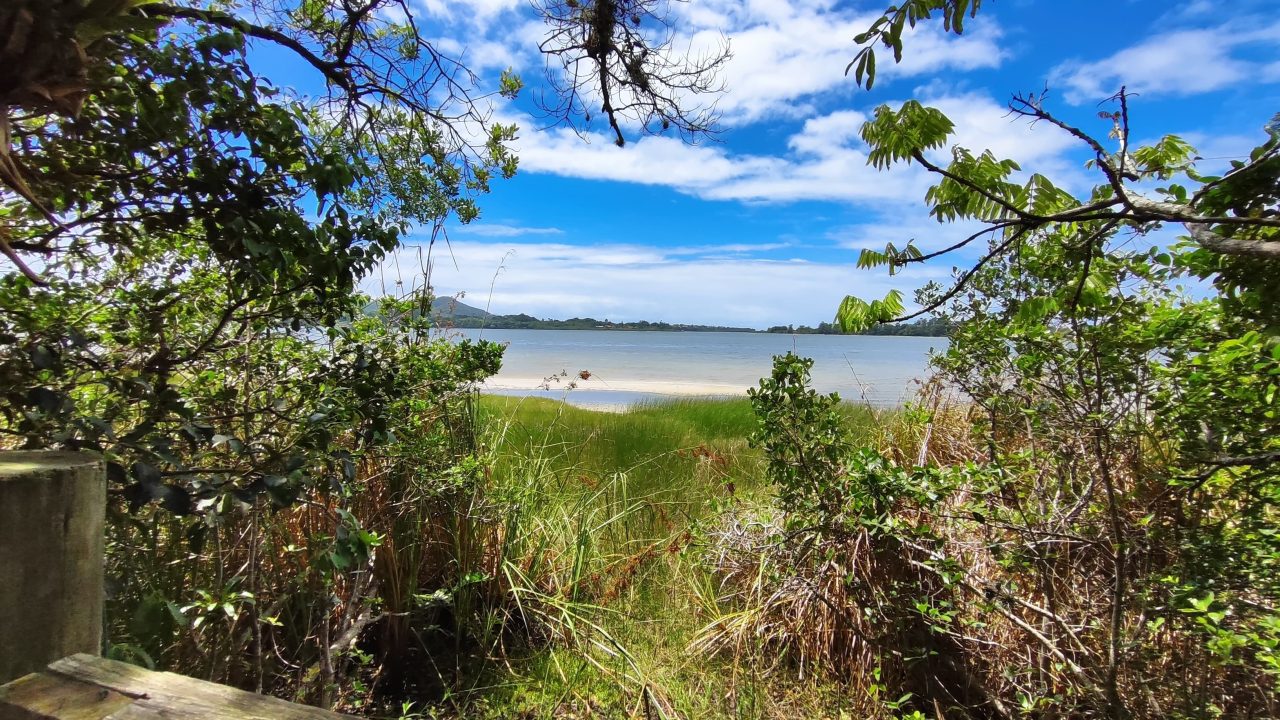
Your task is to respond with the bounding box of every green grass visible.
[477,395,881,498]
[478,395,767,499]
[447,395,885,719]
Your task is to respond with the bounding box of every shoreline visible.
[482,375,749,396]
[452,326,950,338]
[479,378,923,413]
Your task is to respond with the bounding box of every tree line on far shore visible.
[765,317,952,336]
[441,313,951,336]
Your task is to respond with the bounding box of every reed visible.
[458,394,890,719]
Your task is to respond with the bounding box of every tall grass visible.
[98,383,931,719]
[452,394,890,719]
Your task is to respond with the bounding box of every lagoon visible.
[454,328,946,409]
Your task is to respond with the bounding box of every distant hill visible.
[429,298,755,332]
[427,297,950,336]
[430,297,491,319]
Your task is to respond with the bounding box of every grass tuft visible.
[455,394,889,719]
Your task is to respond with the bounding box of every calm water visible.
[454,329,947,409]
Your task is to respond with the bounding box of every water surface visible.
[455,329,946,409]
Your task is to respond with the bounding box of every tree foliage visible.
[803,4,1280,716]
[847,0,982,90]
[1,0,735,706]
[842,76,1280,329]
[0,1,520,511]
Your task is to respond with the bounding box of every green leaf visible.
[1015,296,1058,323]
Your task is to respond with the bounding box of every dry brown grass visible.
[690,512,881,711]
[690,390,1278,719]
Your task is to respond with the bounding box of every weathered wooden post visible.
[0,451,354,717]
[0,450,105,685]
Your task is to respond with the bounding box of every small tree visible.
[0,0,725,703]
[816,3,1280,715]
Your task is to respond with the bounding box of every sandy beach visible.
[463,328,944,410]
[482,374,749,397]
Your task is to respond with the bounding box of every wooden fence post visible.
[0,451,105,684]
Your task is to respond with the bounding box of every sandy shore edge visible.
[482,376,749,396]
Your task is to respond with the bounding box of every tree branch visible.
[144,5,353,92]
[1185,224,1280,259]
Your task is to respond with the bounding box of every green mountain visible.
[430,297,492,319]
[430,298,753,332]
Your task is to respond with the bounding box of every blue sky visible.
[328,0,1280,327]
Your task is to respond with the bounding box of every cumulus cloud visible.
[508,126,777,194]
[505,113,901,203]
[666,0,1006,124]
[412,0,524,29]
[428,34,528,73]
[1051,21,1280,104]
[415,0,1006,126]
[505,90,1089,205]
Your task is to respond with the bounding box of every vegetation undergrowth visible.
[4,2,1279,719]
[440,394,892,720]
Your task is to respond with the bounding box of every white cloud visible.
[926,93,1078,166]
[509,125,777,192]
[428,34,527,73]
[413,0,523,29]
[453,223,564,237]
[506,112,926,203]
[667,241,793,256]
[1051,21,1280,104]
[830,214,987,256]
[416,0,1007,129]
[506,89,1090,204]
[662,2,1006,124]
[366,239,950,328]
[786,110,866,154]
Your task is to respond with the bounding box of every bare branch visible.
[533,0,730,145]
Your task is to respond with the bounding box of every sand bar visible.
[482,375,749,396]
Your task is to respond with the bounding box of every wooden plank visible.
[42,656,350,720]
[0,671,134,720]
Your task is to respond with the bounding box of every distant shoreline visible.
[484,375,748,396]
[452,324,950,337]
[436,315,951,337]
[425,297,953,337]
